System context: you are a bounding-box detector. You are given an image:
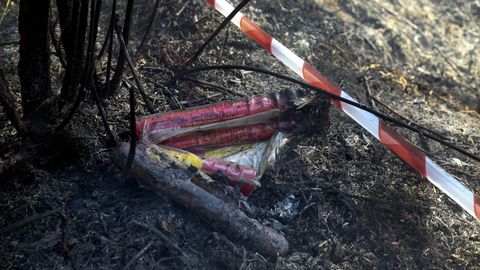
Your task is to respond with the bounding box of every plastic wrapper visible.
[137,90,312,196]
[147,145,260,196]
[207,143,268,169]
[198,132,290,176]
[190,143,258,158]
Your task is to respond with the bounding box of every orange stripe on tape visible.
[302,62,342,107]
[379,121,426,177]
[240,17,273,52]
[474,194,480,220]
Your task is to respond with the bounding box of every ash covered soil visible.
[1,0,479,269]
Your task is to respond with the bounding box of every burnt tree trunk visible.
[18,0,53,133]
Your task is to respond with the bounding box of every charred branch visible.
[114,18,155,114]
[0,68,27,136]
[106,0,134,97]
[112,142,289,258]
[104,0,117,95]
[57,0,89,110]
[136,0,161,53]
[49,16,67,68]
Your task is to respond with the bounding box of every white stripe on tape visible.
[271,39,305,77]
[340,92,380,140]
[425,157,475,219]
[214,0,243,27]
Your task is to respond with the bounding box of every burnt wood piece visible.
[112,142,288,257]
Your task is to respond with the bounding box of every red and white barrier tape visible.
[205,0,480,221]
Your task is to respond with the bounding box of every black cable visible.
[187,0,251,65]
[171,64,480,163]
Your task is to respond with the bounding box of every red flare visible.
[136,95,291,137]
[163,121,292,149]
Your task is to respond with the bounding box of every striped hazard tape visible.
[205,0,480,221]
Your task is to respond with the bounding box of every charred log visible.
[112,142,289,258]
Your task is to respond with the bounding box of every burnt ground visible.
[1,0,480,269]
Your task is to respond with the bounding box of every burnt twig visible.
[50,16,67,68]
[142,77,184,110]
[0,67,27,136]
[61,207,69,260]
[90,77,119,146]
[0,40,19,46]
[371,95,451,142]
[0,207,62,235]
[115,18,155,114]
[131,221,186,257]
[122,239,154,270]
[363,76,376,110]
[108,0,134,96]
[181,76,245,97]
[123,82,137,176]
[136,0,162,53]
[56,0,92,131]
[57,0,89,110]
[80,2,115,144]
[97,0,115,60]
[102,0,116,96]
